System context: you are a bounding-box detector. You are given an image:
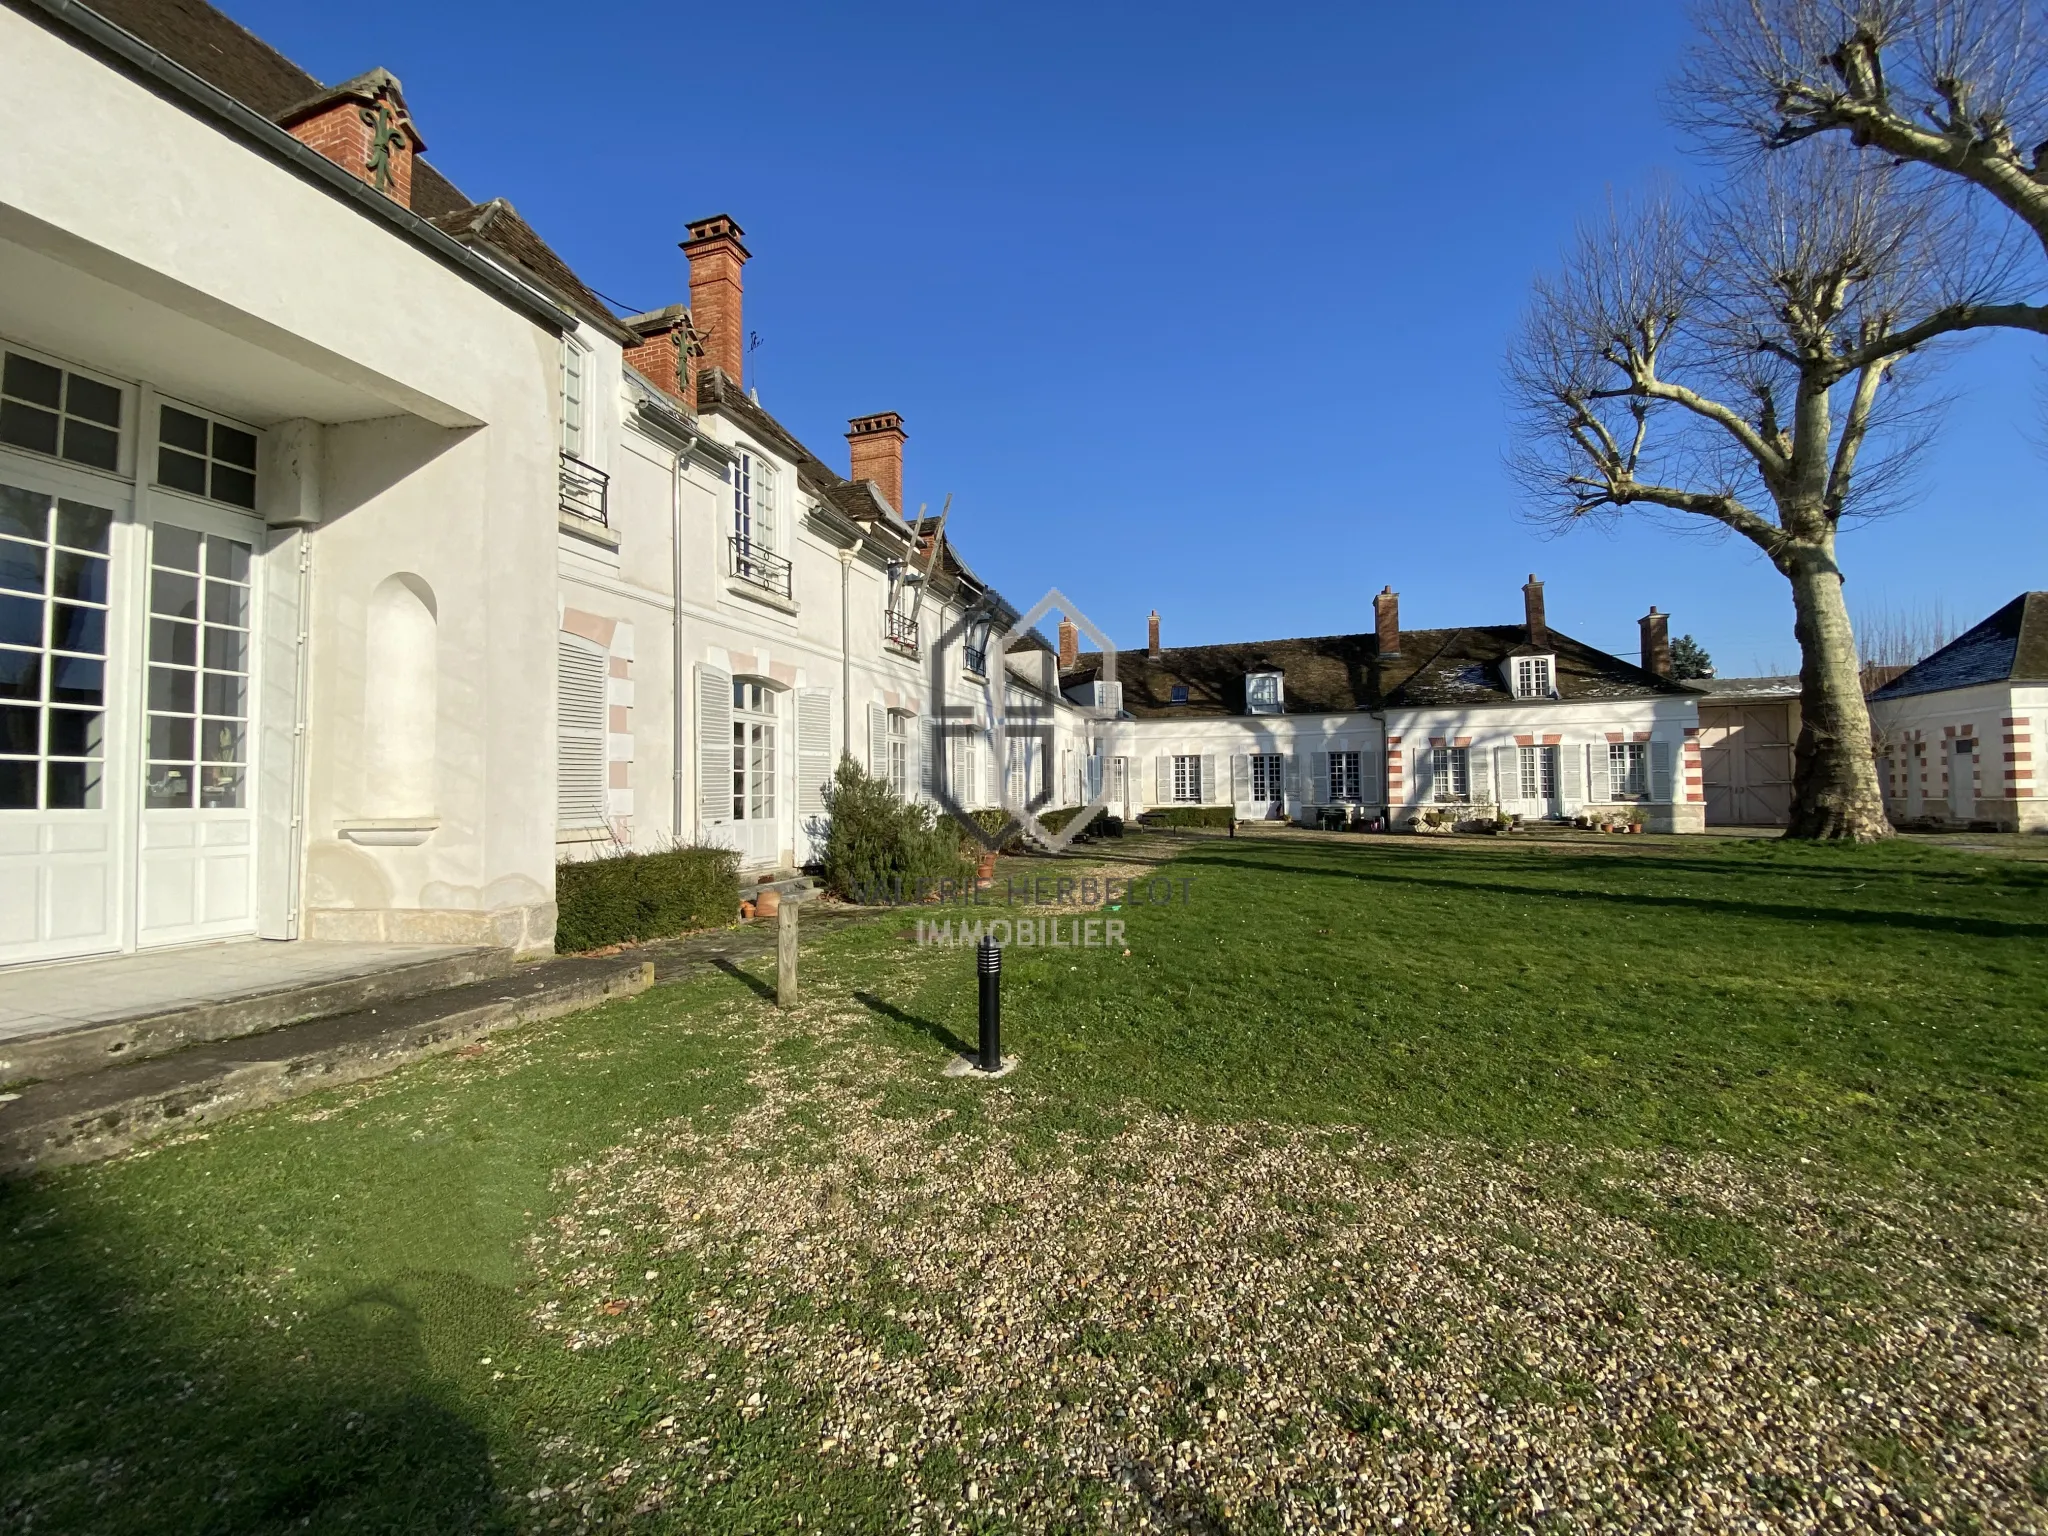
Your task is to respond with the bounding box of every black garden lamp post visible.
[977,936,1001,1073]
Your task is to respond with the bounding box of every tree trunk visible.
[1783,544,1890,841]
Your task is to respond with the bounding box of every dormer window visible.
[1169,684,1189,705]
[1245,671,1284,715]
[1512,655,1555,699]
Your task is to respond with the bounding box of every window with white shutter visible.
[696,664,732,828]
[796,688,833,815]
[1171,754,1202,802]
[556,636,608,828]
[1432,747,1470,802]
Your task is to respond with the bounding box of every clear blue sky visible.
[231,0,2045,674]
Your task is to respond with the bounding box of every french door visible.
[135,503,260,945]
[0,467,126,963]
[731,681,780,870]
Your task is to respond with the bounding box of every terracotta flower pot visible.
[755,887,782,918]
[738,900,756,921]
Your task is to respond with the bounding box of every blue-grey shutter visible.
[1155,754,1171,805]
[697,663,732,828]
[1495,747,1516,809]
[921,718,939,801]
[1231,753,1250,808]
[1202,753,1220,805]
[1416,746,1433,805]
[1651,739,1674,802]
[557,637,609,828]
[1358,744,1380,806]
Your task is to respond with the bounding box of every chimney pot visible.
[1522,575,1548,647]
[1147,609,1161,661]
[1374,586,1401,657]
[846,412,907,516]
[682,214,750,390]
[1640,606,1672,677]
[1057,617,1078,670]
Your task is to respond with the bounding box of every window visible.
[1518,744,1558,800]
[0,351,122,473]
[1513,655,1554,699]
[1245,672,1283,715]
[1609,741,1649,798]
[560,338,588,458]
[158,404,257,509]
[732,680,776,821]
[0,484,112,809]
[1329,750,1362,802]
[733,449,777,552]
[1250,752,1285,800]
[146,523,250,809]
[1169,684,1189,705]
[1433,746,1470,802]
[888,711,909,799]
[1172,753,1202,803]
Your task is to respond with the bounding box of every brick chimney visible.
[1374,586,1400,657]
[682,215,749,387]
[621,305,702,410]
[1640,606,1671,676]
[278,68,423,207]
[1057,617,1078,670]
[847,413,906,516]
[1523,574,1548,647]
[1147,609,1161,661]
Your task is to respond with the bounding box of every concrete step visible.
[742,873,824,903]
[1,946,516,1086]
[0,957,652,1177]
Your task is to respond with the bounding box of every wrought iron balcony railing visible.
[884,608,919,654]
[559,450,609,526]
[963,645,988,676]
[729,535,792,599]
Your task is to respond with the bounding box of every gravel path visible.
[521,982,2048,1533]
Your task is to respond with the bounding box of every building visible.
[1867,593,2048,832]
[1689,676,1800,828]
[1068,580,1705,832]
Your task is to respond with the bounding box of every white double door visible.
[0,454,260,965]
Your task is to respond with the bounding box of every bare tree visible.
[1685,0,2048,326]
[1508,146,2021,839]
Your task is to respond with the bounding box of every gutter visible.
[9,0,577,338]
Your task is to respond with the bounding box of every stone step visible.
[742,873,824,903]
[0,957,652,1177]
[1,946,516,1086]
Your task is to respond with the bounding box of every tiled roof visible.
[84,0,472,217]
[426,199,630,340]
[1064,625,1689,719]
[1870,593,2048,700]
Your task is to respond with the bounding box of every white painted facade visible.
[1869,683,2048,832]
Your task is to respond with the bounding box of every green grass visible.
[3,832,2044,1531]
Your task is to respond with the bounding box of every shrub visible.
[555,843,740,952]
[1139,806,1234,830]
[822,757,976,902]
[1039,805,1124,841]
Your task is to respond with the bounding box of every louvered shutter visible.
[1359,746,1380,806]
[1416,747,1433,806]
[1231,754,1250,809]
[1651,739,1674,802]
[1468,745,1490,806]
[1560,741,1583,802]
[557,637,608,827]
[1154,754,1171,805]
[796,687,833,815]
[1202,753,1219,805]
[921,719,939,801]
[696,663,732,828]
[1312,752,1329,802]
[1285,753,1301,798]
[867,703,888,781]
[1495,747,1516,809]
[985,735,1000,806]
[1586,742,1609,802]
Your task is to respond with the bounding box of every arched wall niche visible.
[363,572,438,819]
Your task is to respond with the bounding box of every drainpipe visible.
[838,538,864,761]
[671,438,689,844]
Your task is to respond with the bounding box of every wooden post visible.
[776,895,798,1006]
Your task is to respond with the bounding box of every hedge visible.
[1139,806,1235,830]
[1038,805,1124,841]
[555,844,740,952]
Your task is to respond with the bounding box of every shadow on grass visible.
[0,1182,509,1532]
[714,956,777,1003]
[1185,852,2048,942]
[853,990,973,1059]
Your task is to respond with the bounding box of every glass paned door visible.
[730,681,779,869]
[0,478,121,962]
[136,515,258,945]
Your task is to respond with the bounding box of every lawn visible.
[3,832,2046,1533]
